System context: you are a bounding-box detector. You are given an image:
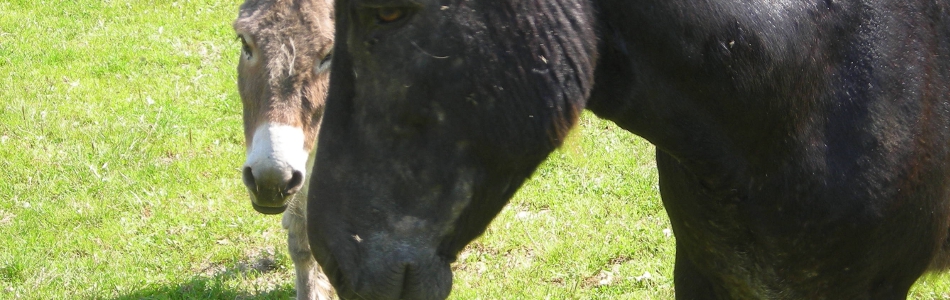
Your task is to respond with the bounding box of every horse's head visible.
[307,1,597,298]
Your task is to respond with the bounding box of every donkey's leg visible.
[284,194,334,300]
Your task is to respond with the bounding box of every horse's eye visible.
[239,35,253,59]
[376,8,406,23]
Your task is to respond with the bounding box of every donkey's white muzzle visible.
[242,122,309,214]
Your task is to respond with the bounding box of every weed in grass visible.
[1,261,25,284]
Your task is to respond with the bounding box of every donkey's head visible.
[233,0,334,214]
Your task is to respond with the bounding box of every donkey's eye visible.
[238,35,253,59]
[315,51,332,74]
[375,8,407,24]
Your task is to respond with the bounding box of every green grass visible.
[450,117,675,299]
[0,0,296,298]
[0,1,948,299]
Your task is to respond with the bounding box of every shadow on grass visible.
[112,254,298,300]
[111,277,296,300]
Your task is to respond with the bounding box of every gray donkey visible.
[233,0,334,298]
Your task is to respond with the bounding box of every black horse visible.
[308,0,950,299]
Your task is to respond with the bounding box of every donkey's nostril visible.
[285,170,304,195]
[243,166,257,192]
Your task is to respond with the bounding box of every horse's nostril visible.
[285,170,304,195]
[243,166,258,192]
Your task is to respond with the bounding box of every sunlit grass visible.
[451,116,675,299]
[0,1,297,298]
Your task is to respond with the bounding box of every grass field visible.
[1,1,949,299]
